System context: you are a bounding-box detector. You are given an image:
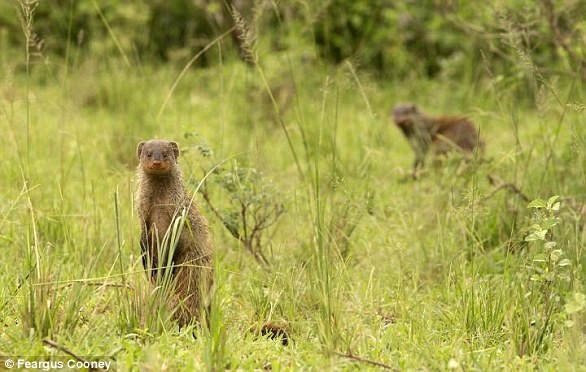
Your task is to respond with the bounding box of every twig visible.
[199,181,242,241]
[486,174,530,202]
[42,338,101,371]
[55,281,133,290]
[332,351,394,370]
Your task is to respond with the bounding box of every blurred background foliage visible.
[0,0,584,83]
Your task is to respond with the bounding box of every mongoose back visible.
[136,139,213,327]
[392,103,482,177]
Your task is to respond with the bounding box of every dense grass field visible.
[1,22,585,370]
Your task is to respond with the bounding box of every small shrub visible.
[188,140,285,266]
[512,195,574,356]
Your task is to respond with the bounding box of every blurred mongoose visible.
[136,139,213,327]
[392,103,482,177]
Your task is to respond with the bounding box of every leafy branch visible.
[190,141,284,266]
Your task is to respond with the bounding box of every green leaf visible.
[525,229,547,241]
[540,217,561,230]
[547,195,560,208]
[550,249,562,262]
[544,241,557,249]
[527,199,547,209]
[558,258,572,267]
[532,254,547,263]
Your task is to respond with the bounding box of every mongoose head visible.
[392,103,419,121]
[137,139,180,176]
[392,103,420,134]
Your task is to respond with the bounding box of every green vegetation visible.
[0,0,584,370]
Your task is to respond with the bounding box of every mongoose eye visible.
[146,152,152,158]
[162,152,168,158]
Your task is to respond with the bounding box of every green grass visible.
[1,29,585,370]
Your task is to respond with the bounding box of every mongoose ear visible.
[170,141,180,158]
[137,141,145,159]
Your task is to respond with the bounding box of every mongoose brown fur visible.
[392,103,483,177]
[136,139,213,327]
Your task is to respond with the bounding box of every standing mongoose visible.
[136,139,213,327]
[392,103,483,177]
